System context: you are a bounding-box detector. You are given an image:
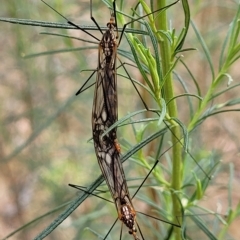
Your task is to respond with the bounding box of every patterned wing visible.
[91,23,138,239]
[92,41,130,205]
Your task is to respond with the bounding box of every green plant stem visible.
[156,1,182,239]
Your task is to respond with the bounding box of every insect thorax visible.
[100,27,116,68]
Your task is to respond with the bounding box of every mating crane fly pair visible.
[42,0,180,239]
[91,6,140,240]
[42,0,142,238]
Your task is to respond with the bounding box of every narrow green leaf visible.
[189,214,218,240]
[0,17,148,35]
[219,23,231,70]
[102,108,158,137]
[158,98,166,126]
[126,35,154,92]
[180,59,202,100]
[227,5,240,55]
[23,46,97,58]
[171,117,188,151]
[40,32,98,45]
[191,20,215,81]
[174,0,190,52]
[211,82,240,100]
[144,20,162,80]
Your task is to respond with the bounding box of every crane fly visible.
[91,9,140,239]
[40,0,166,238]
[40,0,141,237]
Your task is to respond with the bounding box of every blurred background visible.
[0,0,239,239]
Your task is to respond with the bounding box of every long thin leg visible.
[103,218,118,240]
[90,0,103,34]
[41,0,100,41]
[75,70,97,95]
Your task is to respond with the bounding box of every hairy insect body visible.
[92,15,139,240]
[118,198,139,239]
